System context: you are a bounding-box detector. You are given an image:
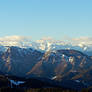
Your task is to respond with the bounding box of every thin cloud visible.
[0,35,32,42]
[71,37,92,45]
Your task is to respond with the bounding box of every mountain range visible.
[0,36,92,55]
[0,36,92,89]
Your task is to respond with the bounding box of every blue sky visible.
[0,0,92,40]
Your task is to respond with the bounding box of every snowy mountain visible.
[0,36,92,55]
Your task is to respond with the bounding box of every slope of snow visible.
[9,79,25,88]
[9,79,25,86]
[51,76,57,80]
[0,46,9,52]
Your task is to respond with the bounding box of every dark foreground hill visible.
[0,75,91,92]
